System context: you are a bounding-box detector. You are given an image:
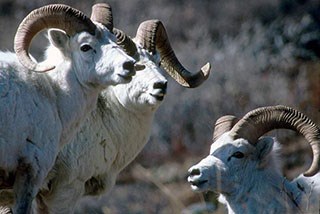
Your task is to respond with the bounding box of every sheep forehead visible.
[137,47,165,77]
[114,60,165,91]
[94,22,117,43]
[122,46,164,86]
[210,132,252,155]
[72,24,116,48]
[209,133,233,153]
[136,44,161,64]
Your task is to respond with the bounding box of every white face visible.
[48,23,136,88]
[112,46,167,113]
[187,132,260,194]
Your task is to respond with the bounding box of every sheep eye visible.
[232,151,244,159]
[80,44,93,52]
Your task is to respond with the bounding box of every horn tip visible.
[303,154,320,177]
[303,169,318,177]
[183,63,211,88]
[201,62,211,77]
[215,115,237,125]
[34,65,56,73]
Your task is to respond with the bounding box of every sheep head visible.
[101,23,167,112]
[188,105,320,193]
[109,19,215,112]
[14,3,136,86]
[110,44,167,112]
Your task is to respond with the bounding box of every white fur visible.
[0,22,135,213]
[188,132,320,213]
[25,39,167,213]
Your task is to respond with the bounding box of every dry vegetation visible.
[0,0,319,213]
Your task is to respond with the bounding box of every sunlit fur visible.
[0,22,134,213]
[188,132,320,213]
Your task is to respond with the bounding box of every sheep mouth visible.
[191,179,208,186]
[118,74,133,82]
[150,93,165,101]
[149,87,166,101]
[189,178,208,189]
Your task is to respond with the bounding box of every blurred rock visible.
[182,202,217,214]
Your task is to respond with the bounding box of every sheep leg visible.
[34,194,48,214]
[36,181,85,214]
[12,160,39,214]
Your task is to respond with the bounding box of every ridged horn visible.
[213,115,238,142]
[229,105,320,177]
[113,28,138,59]
[14,4,96,73]
[90,3,137,59]
[90,3,113,31]
[134,19,211,88]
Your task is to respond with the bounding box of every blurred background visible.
[1,0,319,213]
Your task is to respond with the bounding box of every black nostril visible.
[153,81,167,91]
[123,61,135,71]
[189,168,201,176]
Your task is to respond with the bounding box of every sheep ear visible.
[48,29,69,50]
[255,137,274,160]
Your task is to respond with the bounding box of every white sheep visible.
[188,105,320,213]
[19,19,209,213]
[0,3,136,213]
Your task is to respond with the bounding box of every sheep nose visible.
[153,81,167,93]
[123,60,134,71]
[189,167,201,176]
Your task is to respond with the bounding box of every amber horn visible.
[135,19,211,88]
[90,4,137,59]
[90,3,113,31]
[212,115,238,142]
[229,105,320,177]
[113,28,138,59]
[14,4,96,73]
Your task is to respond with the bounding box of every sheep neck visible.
[47,64,100,148]
[47,87,155,187]
[221,171,302,213]
[98,88,154,172]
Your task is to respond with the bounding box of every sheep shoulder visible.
[0,51,61,171]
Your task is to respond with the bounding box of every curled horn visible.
[113,28,138,59]
[229,105,320,177]
[90,3,137,58]
[90,3,113,31]
[134,19,211,88]
[212,115,238,142]
[14,4,96,73]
